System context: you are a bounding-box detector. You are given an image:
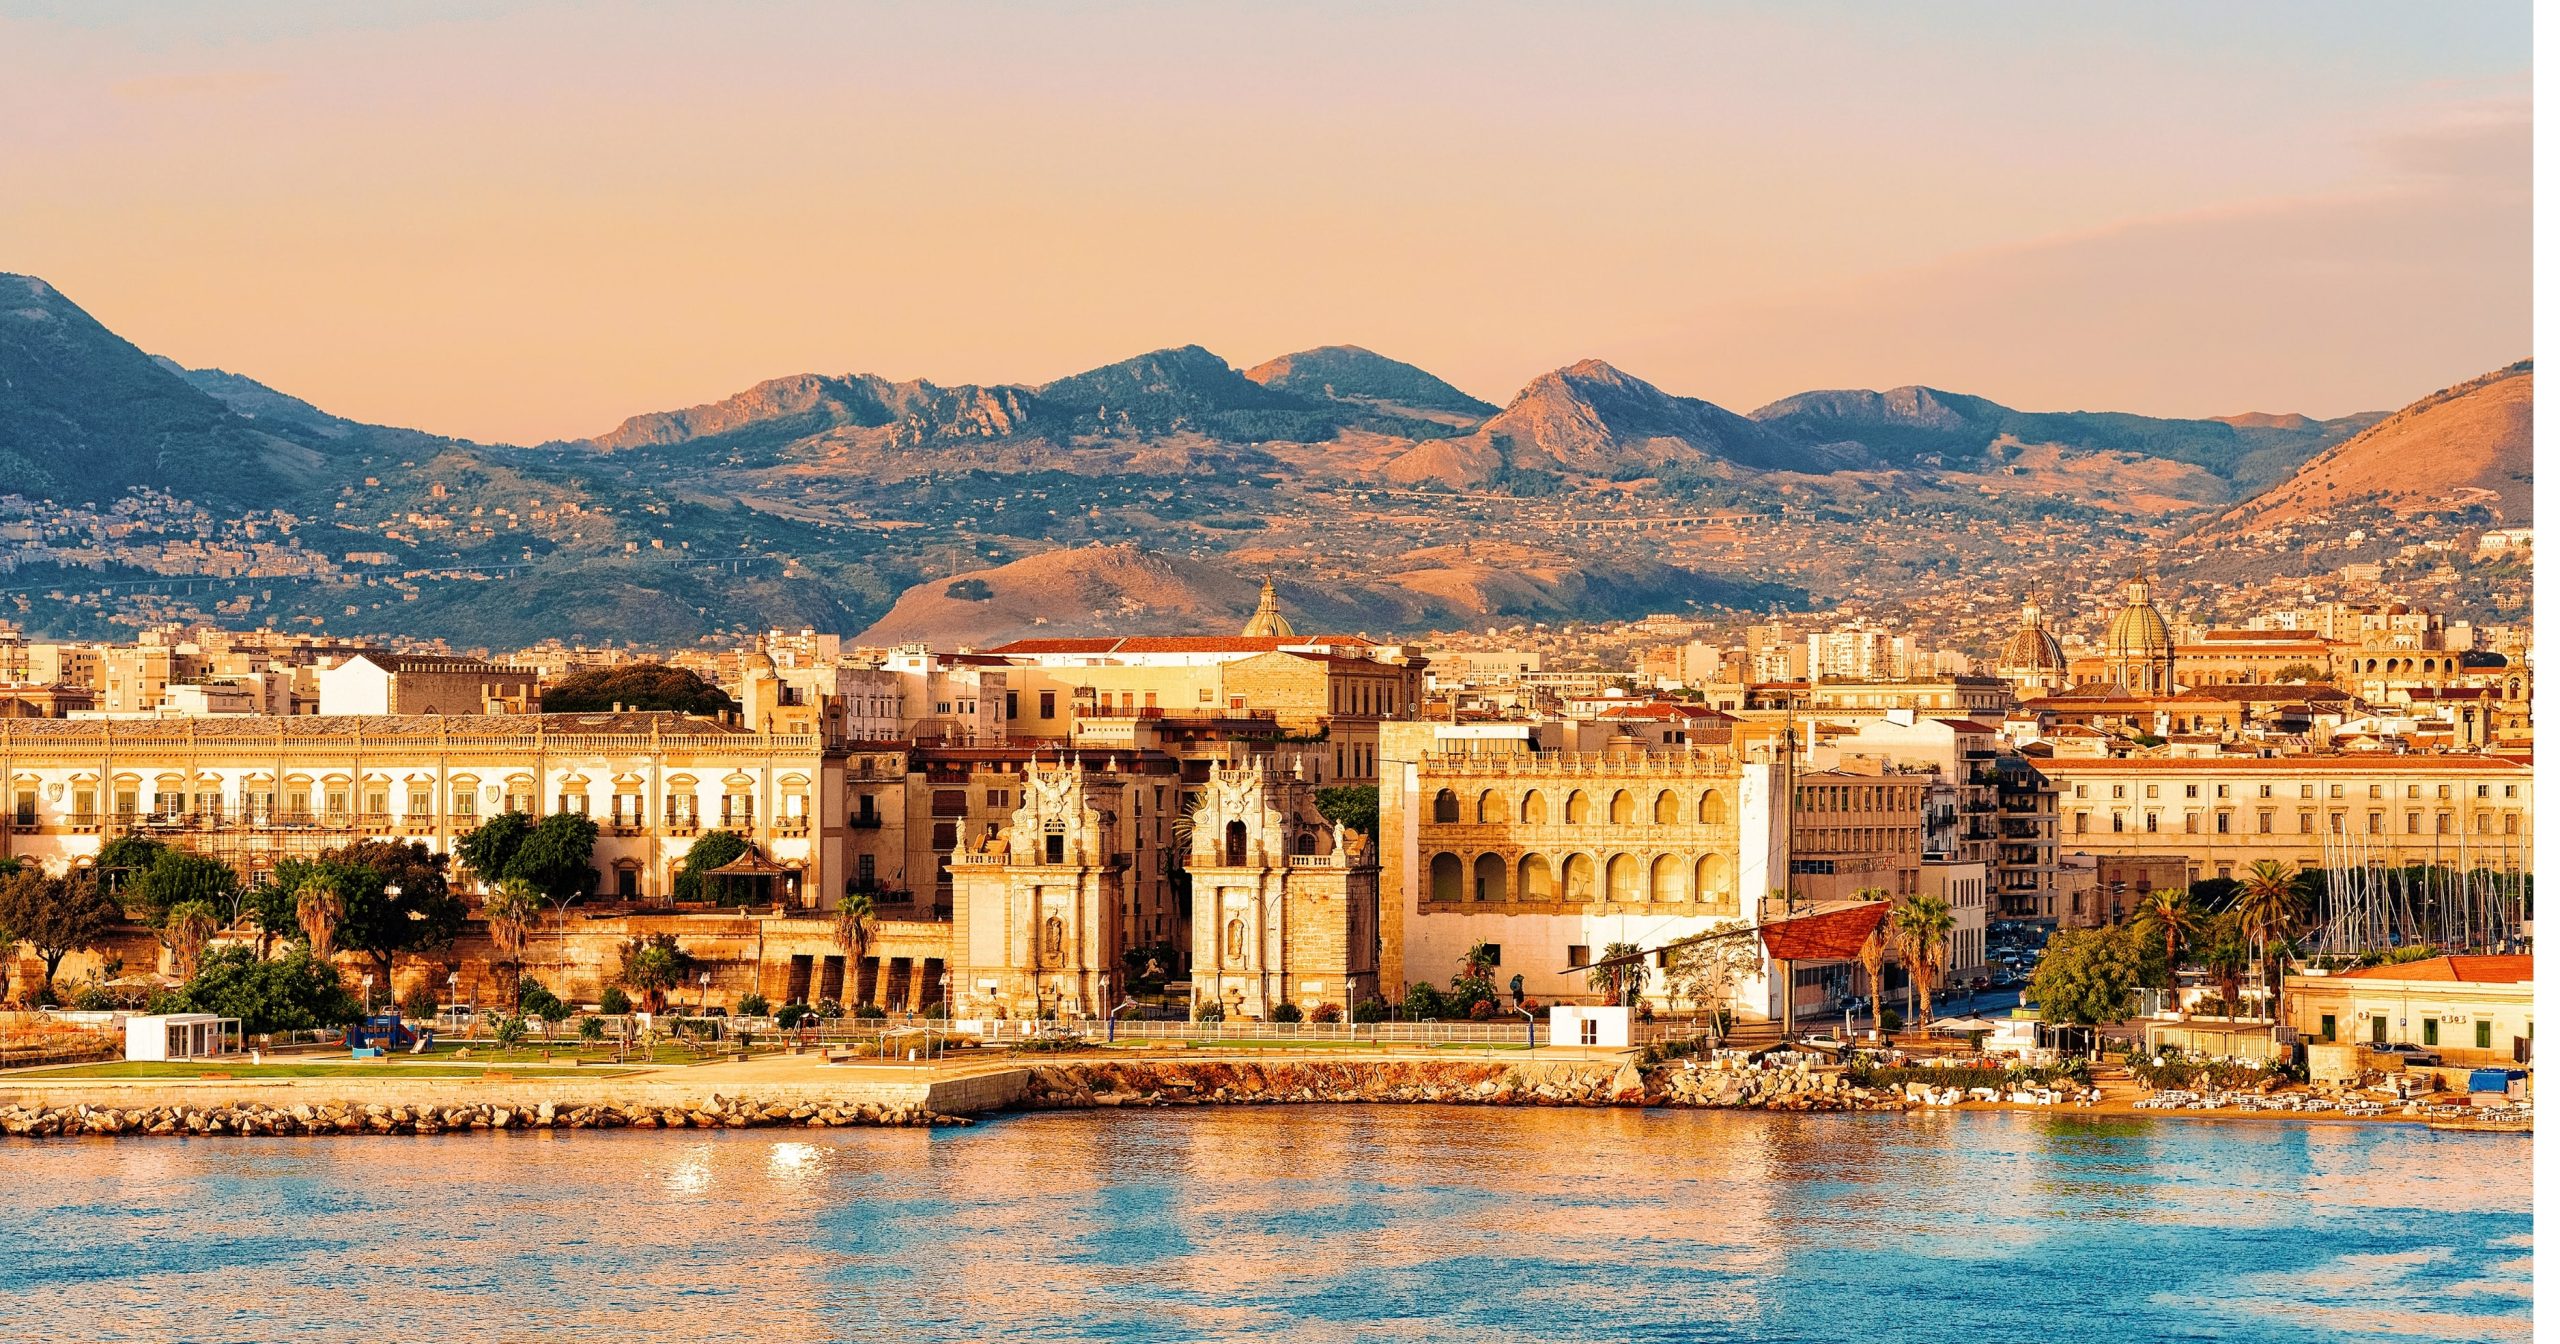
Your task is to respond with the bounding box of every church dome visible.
[1999,599,2065,670]
[1241,578,1296,638]
[2102,576,2171,654]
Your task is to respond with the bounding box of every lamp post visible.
[1109,996,1138,1044]
[698,970,711,1017]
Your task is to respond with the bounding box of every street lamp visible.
[698,971,712,1017]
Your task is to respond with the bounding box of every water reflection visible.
[0,1111,2527,1344]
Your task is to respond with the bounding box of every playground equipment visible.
[344,1014,433,1055]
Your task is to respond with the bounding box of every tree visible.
[617,932,692,1012]
[512,813,601,911]
[482,878,544,1010]
[454,811,536,888]
[2197,912,2252,1016]
[2026,926,2155,1044]
[1664,922,1760,1042]
[541,662,736,716]
[1586,941,1648,1006]
[518,979,570,1038]
[0,870,122,994]
[1856,927,1889,1037]
[2231,861,2307,1016]
[2268,662,2323,684]
[293,877,345,961]
[127,849,240,930]
[1890,893,1954,1025]
[833,890,876,994]
[673,830,752,903]
[2132,886,2202,973]
[163,946,361,1037]
[163,899,220,982]
[320,840,468,989]
[93,835,167,895]
[1313,784,1378,840]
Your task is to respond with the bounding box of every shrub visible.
[816,998,846,1020]
[1351,996,1389,1025]
[1468,998,1494,1021]
[577,1015,604,1042]
[1403,982,1446,1020]
[852,1002,887,1022]
[492,1015,528,1049]
[520,982,570,1028]
[1310,1002,1343,1024]
[599,986,633,1015]
[1880,1007,1904,1033]
[402,981,440,1022]
[1270,1002,1304,1024]
[776,1002,813,1030]
[737,991,770,1018]
[923,1001,950,1021]
[1194,1002,1226,1023]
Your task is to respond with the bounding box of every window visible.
[2183,814,2199,834]
[2074,814,2089,834]
[2370,1015,2387,1045]
[1566,945,1591,968]
[1039,690,1056,719]
[1005,691,1019,718]
[2111,813,2125,833]
[1580,1019,1601,1047]
[2184,785,2199,799]
[2259,785,2273,799]
[2144,813,2157,833]
[2297,811,2313,833]
[856,854,875,886]
[2110,784,2125,799]
[2215,813,2230,834]
[2329,784,2343,799]
[2319,1014,2336,1042]
[2144,785,2158,799]
[2368,785,2382,799]
[2422,1018,2439,1047]
[1480,944,1503,966]
[2258,811,2274,834]
[2477,1019,2493,1051]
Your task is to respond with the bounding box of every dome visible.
[2102,577,2171,654]
[2000,599,2065,670]
[1241,578,1296,639]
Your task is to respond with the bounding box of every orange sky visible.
[0,3,2530,443]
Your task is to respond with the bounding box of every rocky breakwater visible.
[0,1094,969,1138]
[1019,1058,1912,1112]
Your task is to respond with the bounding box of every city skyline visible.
[0,1,2530,443]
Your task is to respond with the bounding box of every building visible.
[318,654,540,717]
[1376,719,1788,1016]
[1180,760,1379,1019]
[2035,755,2533,884]
[2097,574,2177,695]
[2285,955,2533,1066]
[1995,598,2070,699]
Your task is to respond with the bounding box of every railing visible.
[1422,749,1739,776]
[992,1018,1550,1048]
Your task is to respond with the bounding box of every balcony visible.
[775,817,809,837]
[848,814,883,829]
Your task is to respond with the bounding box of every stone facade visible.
[948,762,1133,1019]
[1180,762,1378,1019]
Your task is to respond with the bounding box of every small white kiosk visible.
[1550,1005,1633,1049]
[123,1013,242,1062]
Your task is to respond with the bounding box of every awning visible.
[1759,901,1890,963]
[707,849,791,877]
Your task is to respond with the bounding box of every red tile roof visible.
[2333,955,2532,985]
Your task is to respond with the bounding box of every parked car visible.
[2369,1042,2441,1066]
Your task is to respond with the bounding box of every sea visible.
[0,1107,2529,1343]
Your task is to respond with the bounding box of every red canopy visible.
[1759,902,1889,962]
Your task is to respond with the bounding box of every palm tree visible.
[1890,894,1954,1025]
[1856,927,1889,1038]
[2230,861,2306,1019]
[2133,886,2201,973]
[295,880,343,961]
[164,899,219,982]
[482,878,544,1011]
[834,890,876,1005]
[1586,941,1647,1007]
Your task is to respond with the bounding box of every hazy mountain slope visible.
[1751,383,2375,489]
[1386,359,1847,487]
[1242,345,1497,420]
[0,274,330,505]
[2200,362,2533,532]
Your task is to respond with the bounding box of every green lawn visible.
[1092,1038,1534,1053]
[23,1060,635,1080]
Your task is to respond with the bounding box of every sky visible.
[0,1,2532,444]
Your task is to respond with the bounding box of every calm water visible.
[0,1109,2529,1343]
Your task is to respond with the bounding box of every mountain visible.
[1750,384,2377,489]
[2200,362,2533,534]
[854,541,1798,646]
[0,273,333,506]
[152,357,362,441]
[1242,345,1497,421]
[590,372,1035,455]
[1385,359,1843,488]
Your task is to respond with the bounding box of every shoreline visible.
[0,1053,2524,1137]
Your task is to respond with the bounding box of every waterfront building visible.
[2034,755,2533,884]
[317,653,539,717]
[2285,955,2533,1067]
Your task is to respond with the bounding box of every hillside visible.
[0,273,333,506]
[1751,383,2374,489]
[1385,360,1844,489]
[2200,362,2533,534]
[1242,345,1496,421]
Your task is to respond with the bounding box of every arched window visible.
[1653,791,1679,824]
[1609,791,1634,825]
[1429,852,1465,902]
[1604,854,1636,902]
[1226,820,1248,867]
[1561,853,1595,901]
[1473,853,1507,902]
[1476,790,1502,824]
[1521,790,1547,824]
[1566,791,1592,824]
[1698,789,1727,826]
[1649,854,1684,902]
[1518,853,1554,900]
[1432,789,1460,823]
